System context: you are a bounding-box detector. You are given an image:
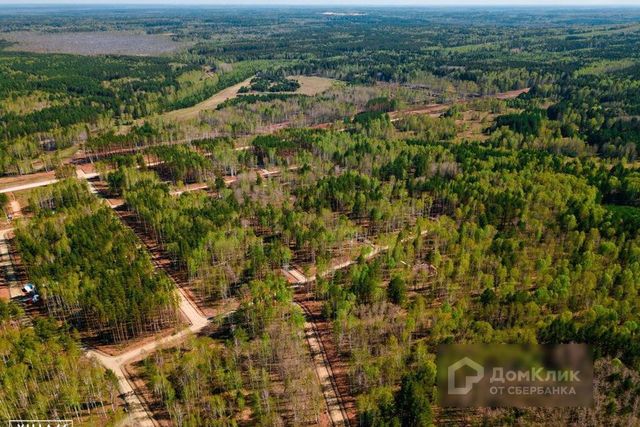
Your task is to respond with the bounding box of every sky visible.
[1,0,640,6]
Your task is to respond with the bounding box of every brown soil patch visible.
[0,286,9,302]
[91,313,188,357]
[390,103,449,119]
[495,87,530,99]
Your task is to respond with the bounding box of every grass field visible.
[160,75,337,123]
[160,77,255,122]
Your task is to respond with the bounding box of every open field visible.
[1,31,190,56]
[291,76,338,95]
[159,77,254,122]
[158,75,336,123]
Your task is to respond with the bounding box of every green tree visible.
[387,275,407,306]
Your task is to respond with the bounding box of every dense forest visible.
[2,7,640,174]
[102,112,640,424]
[1,5,640,427]
[0,300,122,424]
[15,180,179,342]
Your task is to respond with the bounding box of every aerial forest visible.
[1,5,640,426]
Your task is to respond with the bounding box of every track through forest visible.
[3,161,432,427]
[296,300,351,427]
[80,180,214,426]
[6,7,640,427]
[85,181,365,426]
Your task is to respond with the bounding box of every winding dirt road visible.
[0,82,494,423]
[80,179,212,426]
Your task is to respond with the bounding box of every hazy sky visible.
[1,0,639,6]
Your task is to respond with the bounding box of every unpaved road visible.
[0,143,251,195]
[288,243,383,285]
[0,229,18,300]
[297,301,350,427]
[86,272,210,427]
[288,229,430,285]
[282,230,432,426]
[0,84,485,423]
[4,184,357,426]
[0,86,530,195]
[84,179,211,427]
[0,170,57,194]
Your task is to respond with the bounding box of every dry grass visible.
[455,110,495,142]
[114,73,340,132]
[290,76,337,95]
[0,91,55,115]
[157,77,254,123]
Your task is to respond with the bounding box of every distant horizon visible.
[1,1,640,8]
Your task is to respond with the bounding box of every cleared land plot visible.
[0,170,56,193]
[240,75,337,96]
[288,75,337,95]
[1,31,189,56]
[160,75,337,123]
[160,77,254,122]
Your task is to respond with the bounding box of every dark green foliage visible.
[395,367,434,427]
[388,276,407,306]
[146,145,210,183]
[16,181,178,342]
[495,109,546,137]
[0,52,178,138]
[4,7,640,424]
[241,71,300,93]
[366,97,399,113]
[353,111,388,126]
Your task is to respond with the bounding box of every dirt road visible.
[0,171,57,194]
[0,86,530,195]
[86,274,210,427]
[0,229,18,301]
[80,179,212,426]
[297,301,350,426]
